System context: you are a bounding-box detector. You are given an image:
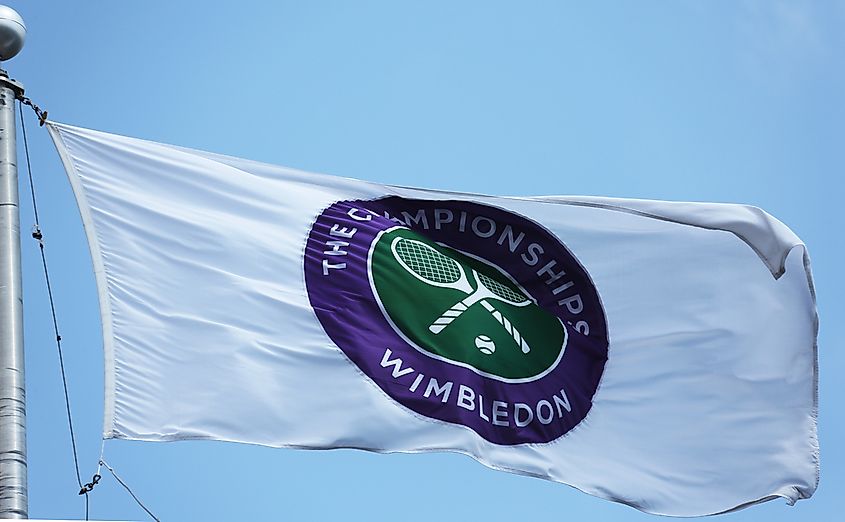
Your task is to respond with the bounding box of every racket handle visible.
[428,300,470,334]
[480,301,531,353]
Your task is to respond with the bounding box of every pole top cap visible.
[0,5,25,61]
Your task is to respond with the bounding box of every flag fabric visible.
[47,121,818,516]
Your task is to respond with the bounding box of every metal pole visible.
[0,7,28,517]
[0,66,27,518]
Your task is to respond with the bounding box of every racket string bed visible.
[395,239,461,284]
[476,272,527,303]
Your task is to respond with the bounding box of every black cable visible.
[100,460,160,522]
[19,101,90,520]
[19,103,40,226]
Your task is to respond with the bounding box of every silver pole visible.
[0,5,27,518]
[0,68,27,519]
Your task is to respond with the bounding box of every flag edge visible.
[45,122,118,440]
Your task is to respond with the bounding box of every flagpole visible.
[0,5,27,518]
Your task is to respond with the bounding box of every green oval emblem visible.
[370,227,567,382]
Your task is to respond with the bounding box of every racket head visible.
[476,271,530,305]
[391,237,468,290]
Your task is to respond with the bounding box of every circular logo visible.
[304,197,608,445]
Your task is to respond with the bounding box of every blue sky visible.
[3,1,842,520]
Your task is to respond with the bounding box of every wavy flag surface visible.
[48,122,818,516]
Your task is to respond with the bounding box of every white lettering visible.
[322,259,346,275]
[497,225,525,252]
[409,373,425,393]
[434,209,454,230]
[457,385,476,411]
[424,378,453,403]
[492,401,509,426]
[471,216,497,238]
[536,260,567,285]
[537,400,554,425]
[559,294,584,315]
[478,394,491,422]
[521,242,544,266]
[458,211,468,232]
[575,320,589,335]
[330,224,357,239]
[554,389,572,416]
[514,403,533,427]
[379,348,415,378]
[382,211,407,225]
[402,209,430,230]
[551,281,574,295]
[323,240,349,256]
[347,208,374,221]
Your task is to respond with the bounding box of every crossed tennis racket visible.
[391,237,532,354]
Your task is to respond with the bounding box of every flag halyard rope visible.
[18,99,92,520]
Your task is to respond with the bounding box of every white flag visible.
[48,122,818,516]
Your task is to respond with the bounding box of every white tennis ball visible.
[475,334,496,355]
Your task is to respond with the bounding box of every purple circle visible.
[304,197,608,445]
